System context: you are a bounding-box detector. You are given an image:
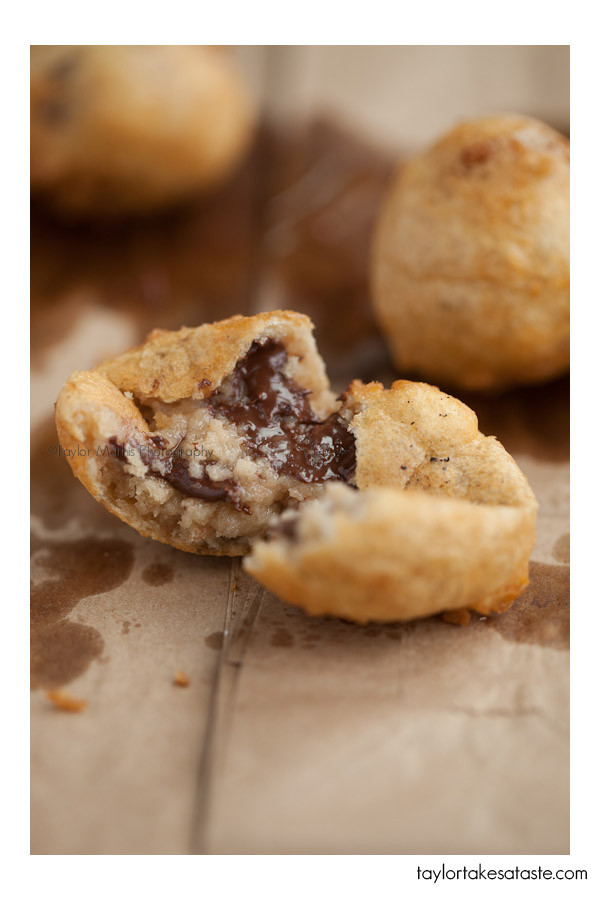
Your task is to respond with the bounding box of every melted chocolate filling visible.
[209,340,356,483]
[108,437,247,512]
[109,339,355,513]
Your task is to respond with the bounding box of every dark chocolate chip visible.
[209,340,356,484]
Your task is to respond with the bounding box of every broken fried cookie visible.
[245,379,538,622]
[56,310,537,622]
[55,311,356,555]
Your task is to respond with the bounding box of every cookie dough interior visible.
[63,336,356,555]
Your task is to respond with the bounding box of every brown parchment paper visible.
[31,107,569,854]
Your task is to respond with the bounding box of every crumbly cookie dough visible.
[371,114,570,390]
[246,379,538,622]
[31,45,255,216]
[55,311,352,555]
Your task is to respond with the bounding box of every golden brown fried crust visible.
[96,310,332,410]
[245,483,536,623]
[347,379,534,509]
[31,45,256,216]
[372,115,570,390]
[246,380,538,623]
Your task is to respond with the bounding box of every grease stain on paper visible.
[31,537,134,688]
[205,631,224,651]
[141,563,174,586]
[271,627,294,647]
[484,561,569,650]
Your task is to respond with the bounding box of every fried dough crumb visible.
[442,608,472,627]
[46,689,88,712]
[173,670,190,687]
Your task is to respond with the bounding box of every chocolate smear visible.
[209,340,356,484]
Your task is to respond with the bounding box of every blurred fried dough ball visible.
[31,45,256,216]
[372,115,570,390]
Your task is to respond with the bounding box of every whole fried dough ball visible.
[31,45,256,216]
[372,115,570,390]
